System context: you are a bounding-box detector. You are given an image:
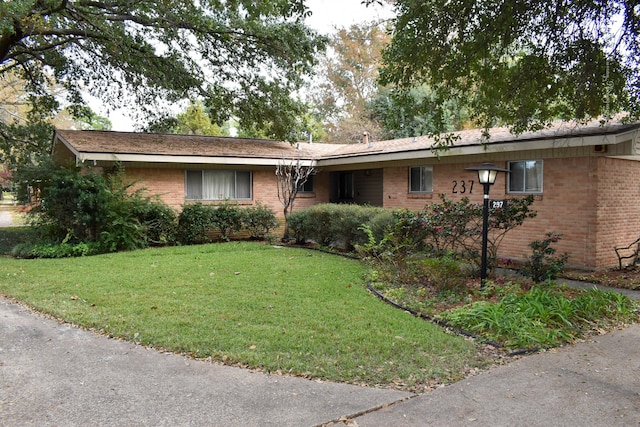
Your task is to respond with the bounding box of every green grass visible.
[0,241,486,391]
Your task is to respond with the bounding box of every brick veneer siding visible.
[494,158,598,268]
[438,159,602,269]
[594,157,640,268]
[126,167,186,209]
[493,157,640,269]
[381,158,640,269]
[383,166,434,210]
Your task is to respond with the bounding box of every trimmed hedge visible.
[177,202,279,245]
[287,204,394,250]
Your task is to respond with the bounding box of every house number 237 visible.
[452,180,474,194]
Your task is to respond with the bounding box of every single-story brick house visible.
[51,118,640,270]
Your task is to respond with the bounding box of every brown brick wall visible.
[594,157,640,268]
[382,160,603,268]
[383,166,434,210]
[496,158,598,268]
[126,167,186,209]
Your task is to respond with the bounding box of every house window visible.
[297,174,315,193]
[185,170,252,200]
[409,166,433,193]
[508,160,543,193]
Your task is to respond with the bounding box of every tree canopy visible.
[0,0,326,163]
[377,0,640,133]
[368,84,471,139]
[307,22,389,142]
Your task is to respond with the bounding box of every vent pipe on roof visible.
[296,142,301,150]
[362,131,369,145]
[308,132,313,144]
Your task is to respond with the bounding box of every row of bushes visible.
[14,201,279,258]
[285,197,568,284]
[12,163,280,258]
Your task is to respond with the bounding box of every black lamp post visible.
[465,163,510,286]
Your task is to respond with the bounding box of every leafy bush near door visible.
[287,204,394,250]
[356,194,537,281]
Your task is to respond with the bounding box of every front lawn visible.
[0,242,487,391]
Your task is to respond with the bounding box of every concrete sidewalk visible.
[1,296,639,426]
[353,324,640,426]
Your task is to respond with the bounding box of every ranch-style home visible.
[51,118,640,270]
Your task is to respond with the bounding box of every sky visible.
[94,0,395,131]
[306,0,394,34]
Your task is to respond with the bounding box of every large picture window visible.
[185,170,252,200]
[508,160,543,193]
[409,166,433,193]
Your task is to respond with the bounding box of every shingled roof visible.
[53,117,640,167]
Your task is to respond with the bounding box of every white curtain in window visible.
[525,161,542,192]
[410,166,432,192]
[423,167,433,192]
[204,170,234,200]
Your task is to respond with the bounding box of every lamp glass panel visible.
[488,169,498,184]
[477,170,490,184]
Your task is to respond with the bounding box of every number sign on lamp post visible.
[465,163,510,287]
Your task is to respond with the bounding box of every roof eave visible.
[317,129,639,167]
[76,152,317,167]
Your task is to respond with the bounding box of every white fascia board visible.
[76,152,316,168]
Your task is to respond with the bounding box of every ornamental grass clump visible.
[440,285,639,349]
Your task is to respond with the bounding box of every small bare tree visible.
[276,159,315,241]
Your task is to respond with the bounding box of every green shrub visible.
[211,202,243,241]
[368,210,395,243]
[242,203,278,240]
[177,203,215,245]
[304,204,339,245]
[357,195,536,281]
[12,241,99,258]
[98,187,146,253]
[441,285,639,349]
[12,162,178,256]
[286,210,310,244]
[33,165,112,243]
[355,209,431,269]
[133,199,178,246]
[411,254,470,293]
[289,204,389,249]
[521,232,569,282]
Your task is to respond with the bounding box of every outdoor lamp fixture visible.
[465,163,510,286]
